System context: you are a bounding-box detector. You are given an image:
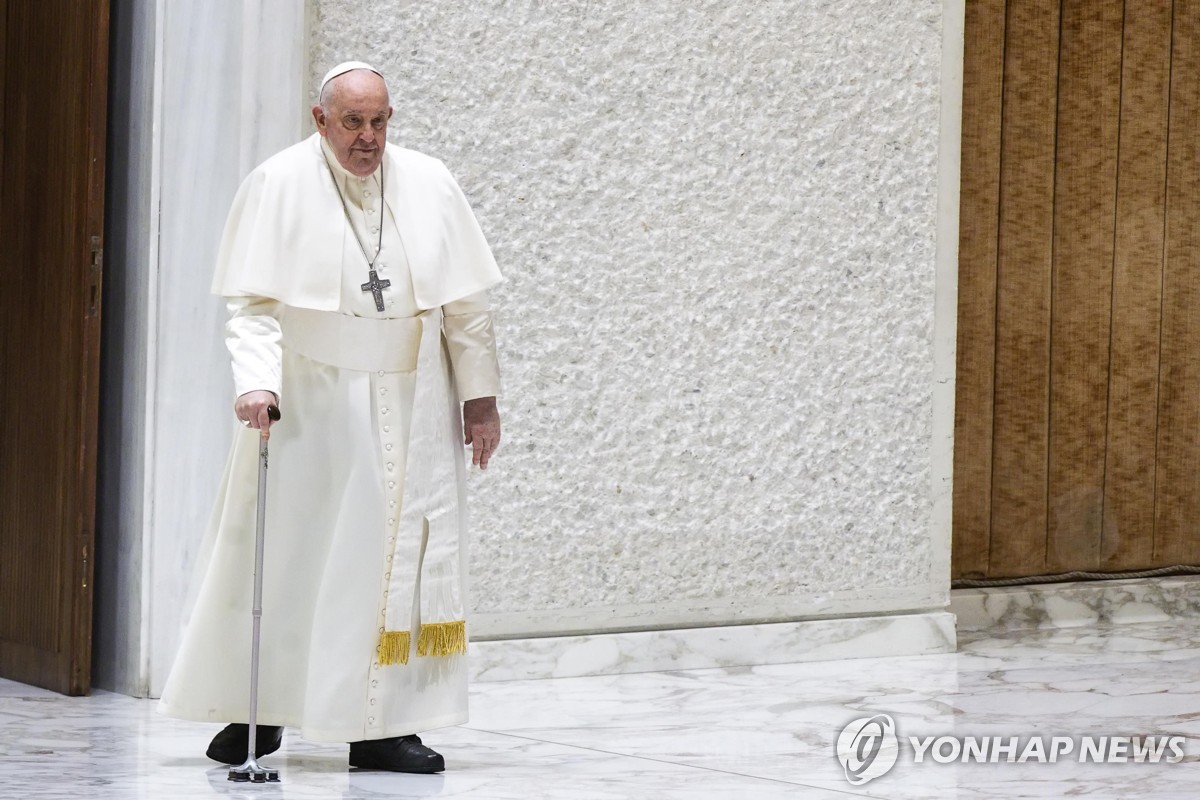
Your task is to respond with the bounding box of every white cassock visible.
[157,134,502,742]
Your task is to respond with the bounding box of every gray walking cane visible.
[229,404,283,783]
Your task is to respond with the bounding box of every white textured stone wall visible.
[310,0,945,636]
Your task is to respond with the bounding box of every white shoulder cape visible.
[211,133,502,310]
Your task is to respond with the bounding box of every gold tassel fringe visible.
[377,630,411,665]
[417,620,467,658]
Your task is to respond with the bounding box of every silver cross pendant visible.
[361,268,391,312]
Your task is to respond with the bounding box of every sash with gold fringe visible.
[376,309,468,665]
[283,306,468,667]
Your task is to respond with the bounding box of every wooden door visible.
[0,0,110,694]
[954,0,1200,581]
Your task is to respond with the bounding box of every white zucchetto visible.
[319,60,386,94]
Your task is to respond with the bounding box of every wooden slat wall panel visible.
[988,0,1062,577]
[0,0,107,694]
[1154,0,1200,565]
[952,0,1200,581]
[952,0,1007,580]
[1102,0,1172,569]
[1046,0,1124,572]
[0,0,74,654]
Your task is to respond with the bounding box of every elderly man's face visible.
[312,70,392,177]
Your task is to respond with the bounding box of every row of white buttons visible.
[355,181,381,237]
[368,369,405,730]
[358,183,382,235]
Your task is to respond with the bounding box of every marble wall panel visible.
[147,0,308,698]
[97,0,306,696]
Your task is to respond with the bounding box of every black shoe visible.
[349,734,445,773]
[205,723,284,765]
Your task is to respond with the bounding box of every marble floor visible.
[3,620,1200,799]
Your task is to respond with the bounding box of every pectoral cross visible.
[361,268,391,312]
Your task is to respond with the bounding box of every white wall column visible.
[96,0,307,697]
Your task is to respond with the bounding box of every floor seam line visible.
[462,726,875,798]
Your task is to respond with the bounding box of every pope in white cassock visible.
[157,61,504,774]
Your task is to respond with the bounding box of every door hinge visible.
[88,235,102,317]
[81,542,89,589]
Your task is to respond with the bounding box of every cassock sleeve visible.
[225,296,284,402]
[442,290,501,401]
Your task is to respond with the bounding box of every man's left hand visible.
[463,396,501,470]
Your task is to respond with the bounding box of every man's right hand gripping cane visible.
[236,390,280,431]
